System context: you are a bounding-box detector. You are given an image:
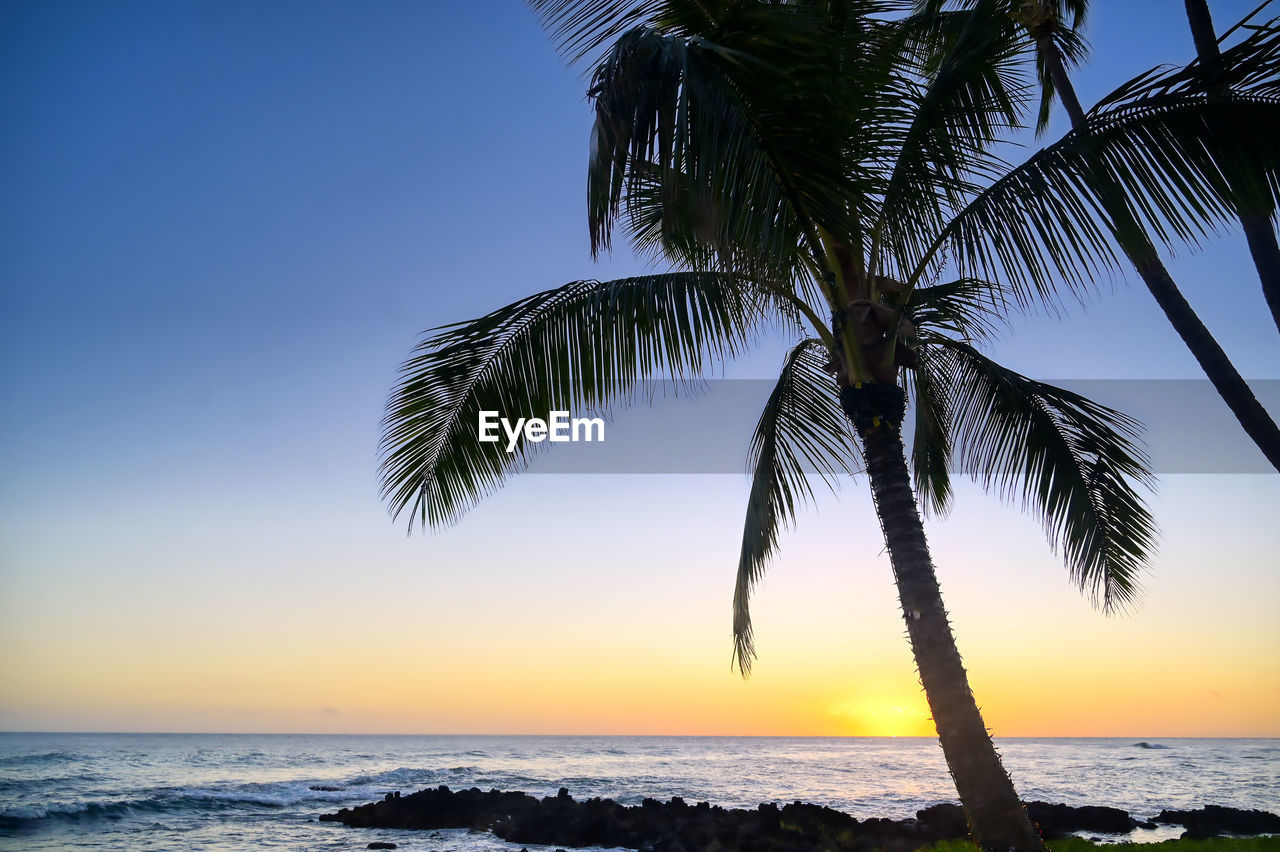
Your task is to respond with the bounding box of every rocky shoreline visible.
[319,786,1280,851]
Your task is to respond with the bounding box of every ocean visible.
[1,734,1275,850]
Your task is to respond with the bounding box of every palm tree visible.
[994,0,1280,471]
[380,1,1275,847]
[1184,0,1280,332]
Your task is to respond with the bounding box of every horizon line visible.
[3,731,1276,739]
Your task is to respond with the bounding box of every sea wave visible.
[0,774,101,793]
[0,751,79,768]
[338,764,544,792]
[186,748,272,766]
[0,784,337,829]
[344,767,441,789]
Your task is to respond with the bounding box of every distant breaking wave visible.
[343,765,549,792]
[0,751,79,767]
[0,787,323,829]
[1,766,548,831]
[0,774,102,794]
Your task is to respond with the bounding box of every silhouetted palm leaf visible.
[932,21,1280,304]
[586,9,854,275]
[732,339,858,673]
[530,0,661,64]
[932,337,1156,611]
[907,275,1007,342]
[380,273,786,528]
[907,346,955,516]
[874,0,1032,276]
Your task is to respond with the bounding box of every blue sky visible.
[1,0,1277,735]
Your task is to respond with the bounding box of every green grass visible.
[923,839,1280,852]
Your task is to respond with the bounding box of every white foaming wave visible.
[0,779,369,828]
[0,803,53,821]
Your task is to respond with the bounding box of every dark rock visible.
[1024,801,1138,837]
[322,785,946,850]
[1153,805,1280,838]
[918,800,1143,839]
[320,784,540,832]
[322,785,1278,851]
[916,803,967,838]
[366,844,397,850]
[757,802,781,833]
[309,785,342,791]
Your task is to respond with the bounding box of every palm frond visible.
[529,0,662,64]
[935,87,1280,307]
[733,339,858,675]
[907,345,954,517]
[1094,14,1280,216]
[875,0,1033,276]
[1098,13,1280,103]
[952,11,1280,300]
[915,0,1088,136]
[924,14,1280,303]
[906,276,1008,342]
[380,272,784,530]
[586,10,857,276]
[932,337,1157,611]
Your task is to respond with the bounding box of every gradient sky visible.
[1,0,1277,738]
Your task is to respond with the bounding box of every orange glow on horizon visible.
[3,476,1276,737]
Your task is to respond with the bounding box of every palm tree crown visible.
[380,1,1278,847]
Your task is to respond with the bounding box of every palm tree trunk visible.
[1239,216,1280,333]
[1184,0,1280,334]
[1038,37,1280,473]
[843,383,1044,852]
